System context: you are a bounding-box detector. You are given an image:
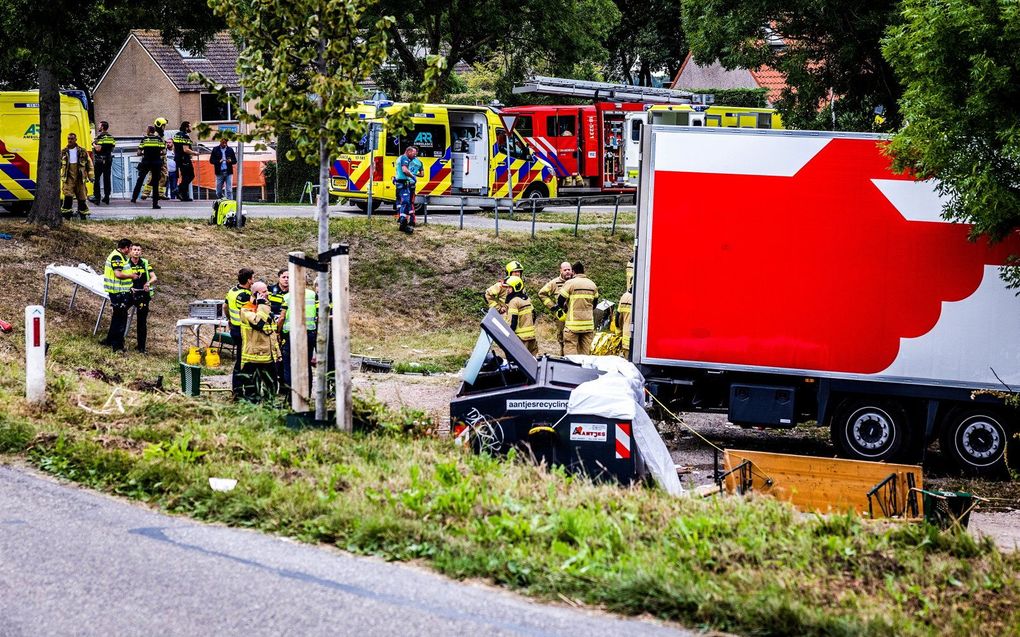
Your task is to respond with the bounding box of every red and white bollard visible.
[25,305,45,403]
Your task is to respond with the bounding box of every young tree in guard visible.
[202,0,441,422]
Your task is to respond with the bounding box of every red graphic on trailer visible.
[646,138,1020,373]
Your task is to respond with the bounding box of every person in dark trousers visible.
[224,268,255,398]
[91,121,115,205]
[172,121,198,201]
[131,125,164,209]
[101,239,139,352]
[127,243,157,354]
[210,139,237,199]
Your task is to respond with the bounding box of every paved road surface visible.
[64,199,635,234]
[0,465,689,636]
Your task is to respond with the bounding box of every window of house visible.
[175,45,206,60]
[546,114,576,137]
[201,92,239,122]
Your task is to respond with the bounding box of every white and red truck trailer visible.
[632,126,1020,476]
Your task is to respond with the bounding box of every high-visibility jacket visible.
[103,249,132,295]
[94,132,117,159]
[281,289,317,333]
[268,284,286,317]
[485,280,509,311]
[537,275,568,310]
[558,274,599,333]
[128,257,156,298]
[617,291,633,350]
[240,302,280,365]
[507,293,537,341]
[138,134,166,164]
[225,285,252,327]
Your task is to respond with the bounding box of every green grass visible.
[1,360,1018,636]
[478,210,637,226]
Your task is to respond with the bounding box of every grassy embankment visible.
[1,217,1018,636]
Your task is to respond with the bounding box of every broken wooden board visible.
[722,449,923,517]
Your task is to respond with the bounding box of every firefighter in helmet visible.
[142,117,170,200]
[484,260,523,314]
[505,275,539,355]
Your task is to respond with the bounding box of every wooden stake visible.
[332,243,352,432]
[288,252,310,413]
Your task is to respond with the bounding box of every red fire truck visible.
[502,102,646,191]
[508,76,710,193]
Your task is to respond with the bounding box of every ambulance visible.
[0,91,92,213]
[329,102,558,212]
[623,104,783,187]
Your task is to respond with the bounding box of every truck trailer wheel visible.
[940,409,1012,476]
[831,400,907,463]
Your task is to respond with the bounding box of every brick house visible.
[93,29,248,139]
[670,52,787,105]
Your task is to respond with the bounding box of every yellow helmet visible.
[505,260,524,276]
[505,275,524,293]
[154,117,168,128]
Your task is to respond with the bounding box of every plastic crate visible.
[922,490,976,529]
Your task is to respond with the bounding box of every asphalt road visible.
[66,199,636,234]
[0,464,689,637]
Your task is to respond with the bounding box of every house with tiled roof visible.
[670,52,787,105]
[93,30,250,140]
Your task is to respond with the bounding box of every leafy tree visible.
[884,0,1020,244]
[0,1,218,226]
[204,0,440,424]
[681,0,903,130]
[370,0,618,101]
[606,0,687,86]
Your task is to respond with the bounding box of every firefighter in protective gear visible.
[616,289,633,355]
[142,117,169,200]
[132,126,165,208]
[238,282,281,402]
[484,260,524,314]
[556,261,599,356]
[505,275,539,355]
[538,261,573,355]
[60,132,94,219]
[224,268,255,398]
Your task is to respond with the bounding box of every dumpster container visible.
[559,414,641,485]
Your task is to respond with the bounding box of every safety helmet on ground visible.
[154,117,168,128]
[505,275,524,293]
[505,260,524,276]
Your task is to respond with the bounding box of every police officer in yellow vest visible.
[556,261,599,356]
[505,275,539,356]
[127,243,157,354]
[224,268,254,398]
[277,284,317,388]
[131,125,165,209]
[485,260,523,314]
[238,281,282,401]
[538,261,573,356]
[100,238,139,352]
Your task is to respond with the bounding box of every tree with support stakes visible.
[200,0,440,427]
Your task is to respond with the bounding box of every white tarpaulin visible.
[565,358,685,496]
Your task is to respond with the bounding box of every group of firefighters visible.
[484,259,633,357]
[223,267,324,401]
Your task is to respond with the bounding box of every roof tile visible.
[132,29,239,92]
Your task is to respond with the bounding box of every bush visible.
[276,130,318,202]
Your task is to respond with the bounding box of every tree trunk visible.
[29,65,63,227]
[315,136,330,421]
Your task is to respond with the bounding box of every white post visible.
[331,244,352,432]
[25,305,45,403]
[288,253,310,412]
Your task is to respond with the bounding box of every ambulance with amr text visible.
[329,102,558,212]
[0,91,92,214]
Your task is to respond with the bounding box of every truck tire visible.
[940,409,1013,476]
[353,199,381,214]
[522,184,548,212]
[831,400,908,462]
